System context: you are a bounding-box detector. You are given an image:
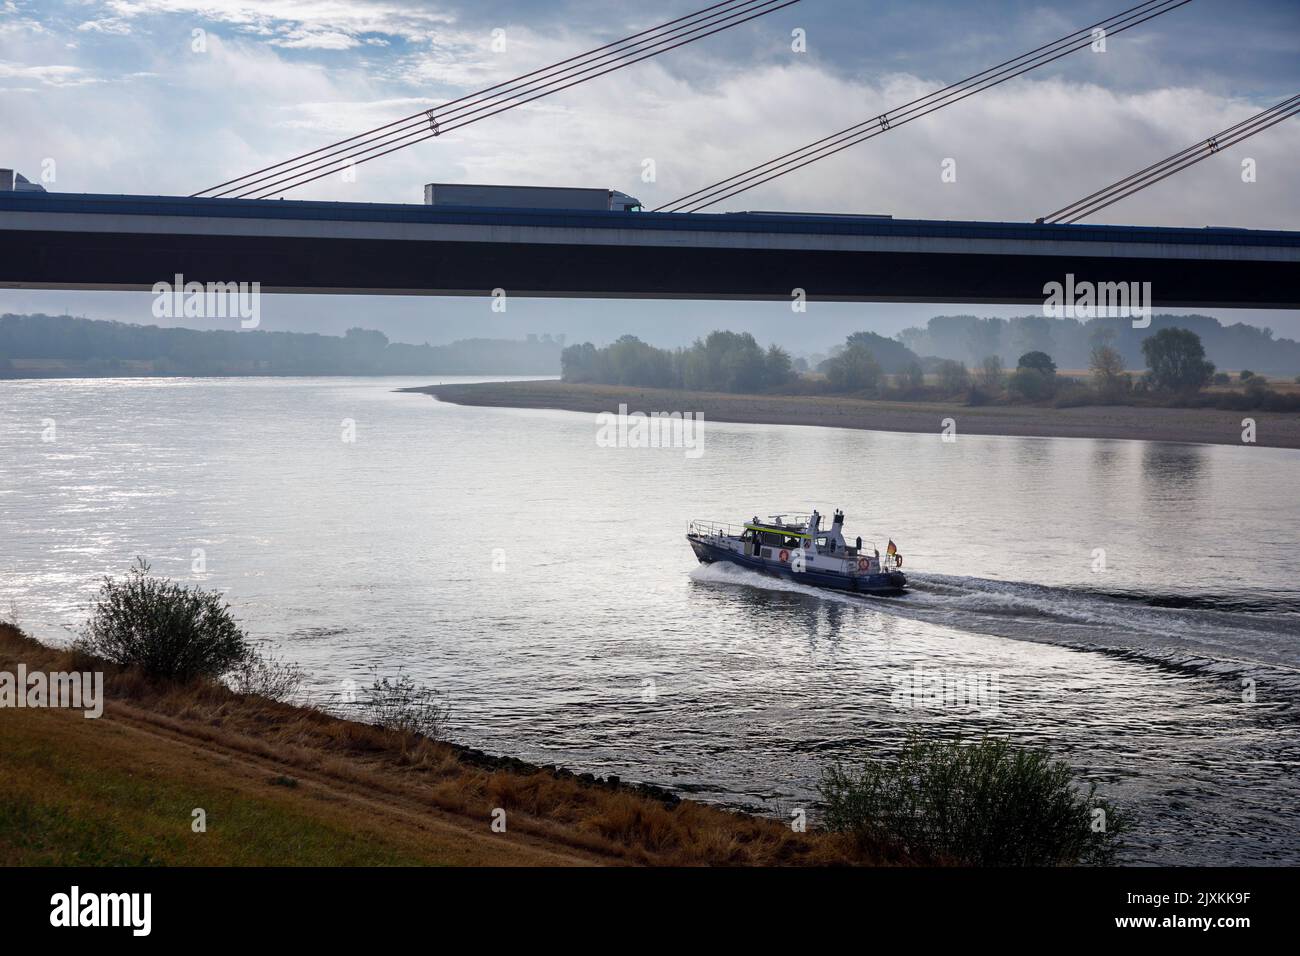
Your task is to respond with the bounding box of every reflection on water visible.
[1,376,1298,865]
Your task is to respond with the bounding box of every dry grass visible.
[0,624,899,867]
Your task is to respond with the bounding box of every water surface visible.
[1,376,1297,865]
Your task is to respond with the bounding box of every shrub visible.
[364,669,450,740]
[819,734,1127,865]
[1239,369,1255,381]
[76,559,252,681]
[227,643,305,702]
[1212,372,1231,386]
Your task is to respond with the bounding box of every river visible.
[1,375,1296,865]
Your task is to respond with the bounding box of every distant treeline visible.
[0,314,563,377]
[560,324,1300,412]
[563,331,796,392]
[898,313,1300,374]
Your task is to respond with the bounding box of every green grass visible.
[0,710,435,866]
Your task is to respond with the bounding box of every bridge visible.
[2,190,1298,308]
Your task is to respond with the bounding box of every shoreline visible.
[402,380,1300,449]
[0,623,891,867]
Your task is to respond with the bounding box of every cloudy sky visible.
[2,0,1298,350]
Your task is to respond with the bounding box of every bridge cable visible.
[655,0,1193,212]
[194,0,799,199]
[235,0,798,199]
[1038,93,1300,223]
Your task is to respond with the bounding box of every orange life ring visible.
[779,549,790,562]
[858,558,870,571]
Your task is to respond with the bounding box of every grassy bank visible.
[402,380,1300,449]
[0,623,893,867]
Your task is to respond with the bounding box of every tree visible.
[764,344,794,387]
[978,355,1003,389]
[1141,328,1215,393]
[901,361,924,391]
[935,359,970,394]
[1017,351,1057,375]
[1089,341,1126,390]
[825,344,882,392]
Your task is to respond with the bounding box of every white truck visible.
[423,183,641,212]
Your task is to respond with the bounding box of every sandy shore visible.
[403,380,1300,449]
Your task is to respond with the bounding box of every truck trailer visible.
[423,183,642,212]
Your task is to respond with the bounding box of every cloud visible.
[78,18,133,35]
[271,30,364,50]
[0,60,96,85]
[100,0,457,42]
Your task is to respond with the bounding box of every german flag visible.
[886,540,897,556]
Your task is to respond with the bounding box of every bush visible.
[1239,369,1255,381]
[227,643,305,702]
[1212,372,1231,386]
[364,670,450,740]
[76,559,252,681]
[819,734,1127,865]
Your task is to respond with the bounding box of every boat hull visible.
[689,536,907,596]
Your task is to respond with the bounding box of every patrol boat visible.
[686,509,907,595]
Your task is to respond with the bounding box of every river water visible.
[2,375,1297,865]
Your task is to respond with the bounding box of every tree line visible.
[0,314,564,377]
[897,313,1300,375]
[562,326,1300,411]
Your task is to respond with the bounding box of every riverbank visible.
[0,624,890,866]
[402,380,1300,448]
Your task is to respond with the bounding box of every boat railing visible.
[688,519,746,539]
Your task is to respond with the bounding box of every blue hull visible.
[689,537,907,595]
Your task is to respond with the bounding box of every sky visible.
[2,0,1298,352]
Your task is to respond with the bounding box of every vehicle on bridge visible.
[687,508,907,596]
[0,169,45,193]
[423,182,642,212]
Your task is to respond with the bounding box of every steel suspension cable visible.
[656,0,1192,212]
[1039,93,1300,223]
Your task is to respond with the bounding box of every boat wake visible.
[689,562,1300,710]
